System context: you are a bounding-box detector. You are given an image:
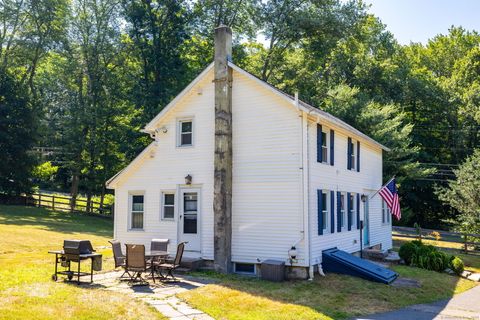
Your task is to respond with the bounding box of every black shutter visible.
[317,124,322,163]
[347,192,352,231]
[330,191,335,234]
[357,141,360,172]
[337,192,342,232]
[318,190,323,235]
[347,137,352,170]
[356,193,360,229]
[330,129,335,166]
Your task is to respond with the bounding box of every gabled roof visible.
[108,61,390,188]
[143,61,389,151]
[106,142,155,188]
[226,62,390,152]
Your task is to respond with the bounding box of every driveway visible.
[355,285,480,320]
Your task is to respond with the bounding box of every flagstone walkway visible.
[92,271,215,320]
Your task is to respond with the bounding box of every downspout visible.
[296,93,313,280]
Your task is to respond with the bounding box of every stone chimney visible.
[213,25,233,274]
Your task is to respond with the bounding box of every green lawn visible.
[0,205,477,320]
[0,205,163,320]
[179,264,477,320]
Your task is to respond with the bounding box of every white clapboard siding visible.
[111,63,391,267]
[113,68,215,259]
[231,69,306,265]
[307,119,392,265]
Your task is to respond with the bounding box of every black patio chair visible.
[109,240,130,280]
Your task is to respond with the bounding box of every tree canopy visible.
[0,0,478,228]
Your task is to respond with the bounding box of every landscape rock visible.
[461,270,472,278]
[444,268,455,275]
[467,273,480,282]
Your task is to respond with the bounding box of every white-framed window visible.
[382,201,391,224]
[340,193,346,228]
[349,193,355,229]
[350,139,356,170]
[321,131,328,164]
[161,192,175,220]
[320,190,329,231]
[129,193,144,230]
[177,118,193,147]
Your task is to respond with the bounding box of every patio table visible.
[145,250,169,281]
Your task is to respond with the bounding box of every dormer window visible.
[178,119,193,147]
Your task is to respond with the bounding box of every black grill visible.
[63,240,94,261]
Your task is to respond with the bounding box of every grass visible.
[179,265,477,319]
[0,205,164,320]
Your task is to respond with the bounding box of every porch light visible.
[361,194,368,202]
[288,246,297,260]
[185,174,192,185]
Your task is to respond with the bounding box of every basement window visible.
[234,263,256,275]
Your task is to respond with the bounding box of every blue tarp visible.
[322,248,398,284]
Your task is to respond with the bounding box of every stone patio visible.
[91,271,215,320]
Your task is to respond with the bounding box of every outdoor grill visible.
[49,239,102,284]
[63,240,94,259]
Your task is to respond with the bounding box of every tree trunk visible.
[70,174,79,212]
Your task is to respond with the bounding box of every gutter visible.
[296,93,313,277]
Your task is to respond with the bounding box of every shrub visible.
[400,240,452,272]
[450,257,465,275]
[399,241,419,265]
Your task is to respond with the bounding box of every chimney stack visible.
[213,25,233,273]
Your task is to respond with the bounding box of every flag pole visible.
[369,175,396,200]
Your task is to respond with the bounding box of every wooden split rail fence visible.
[0,192,113,218]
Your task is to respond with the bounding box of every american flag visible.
[379,178,401,221]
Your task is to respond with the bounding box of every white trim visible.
[176,117,194,147]
[128,191,145,231]
[178,187,202,252]
[143,62,214,132]
[161,191,176,221]
[106,143,156,188]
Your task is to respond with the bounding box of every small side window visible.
[178,119,193,146]
[340,193,346,228]
[130,194,144,230]
[322,191,328,231]
[349,193,355,229]
[321,131,328,163]
[350,140,356,170]
[162,193,175,220]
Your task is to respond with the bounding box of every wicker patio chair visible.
[125,244,150,284]
[157,242,186,281]
[109,240,130,280]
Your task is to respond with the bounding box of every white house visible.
[106,26,392,279]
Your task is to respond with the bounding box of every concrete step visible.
[362,248,388,261]
[384,251,401,264]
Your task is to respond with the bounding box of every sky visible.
[364,0,480,44]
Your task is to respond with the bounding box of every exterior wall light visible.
[361,194,368,202]
[185,174,192,185]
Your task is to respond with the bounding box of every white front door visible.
[178,188,201,252]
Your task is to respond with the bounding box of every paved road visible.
[355,285,480,320]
